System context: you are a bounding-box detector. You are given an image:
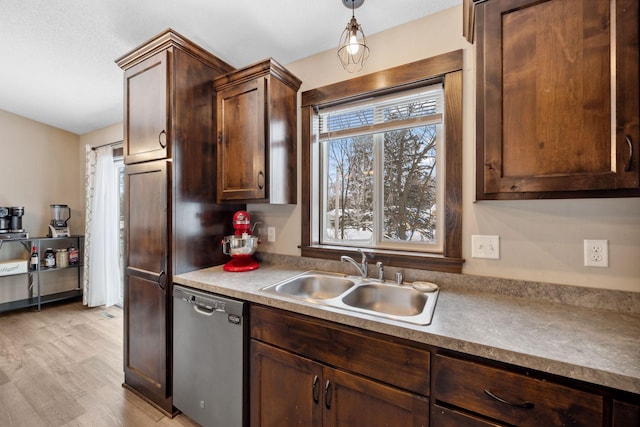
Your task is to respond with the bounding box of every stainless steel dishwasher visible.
[173,285,247,427]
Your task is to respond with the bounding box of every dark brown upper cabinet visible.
[118,29,234,165]
[468,0,639,199]
[214,59,301,204]
[120,50,169,164]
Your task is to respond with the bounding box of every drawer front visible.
[432,354,603,427]
[250,305,430,396]
[432,404,504,427]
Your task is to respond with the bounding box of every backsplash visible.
[258,252,640,314]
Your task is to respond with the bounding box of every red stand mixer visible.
[222,211,260,272]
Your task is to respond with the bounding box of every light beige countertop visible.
[174,264,640,395]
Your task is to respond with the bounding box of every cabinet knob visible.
[158,130,167,148]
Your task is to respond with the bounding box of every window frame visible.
[300,50,464,273]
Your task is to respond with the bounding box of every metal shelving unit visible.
[0,235,84,313]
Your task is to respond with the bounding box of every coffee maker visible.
[0,207,28,239]
[48,204,71,237]
[9,207,25,232]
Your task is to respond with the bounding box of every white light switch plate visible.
[471,235,500,259]
[267,227,276,243]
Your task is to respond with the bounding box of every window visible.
[318,85,444,252]
[301,51,464,273]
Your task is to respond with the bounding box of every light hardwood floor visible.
[0,300,200,427]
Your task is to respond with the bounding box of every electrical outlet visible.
[584,239,608,267]
[471,235,500,259]
[267,227,276,243]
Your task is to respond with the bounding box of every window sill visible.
[300,245,464,274]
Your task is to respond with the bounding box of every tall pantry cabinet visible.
[116,29,243,414]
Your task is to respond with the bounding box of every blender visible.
[48,204,71,237]
[221,211,260,272]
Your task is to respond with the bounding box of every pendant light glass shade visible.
[337,2,370,72]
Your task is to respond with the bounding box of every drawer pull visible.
[312,375,319,404]
[484,389,534,409]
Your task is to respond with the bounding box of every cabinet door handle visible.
[324,380,332,409]
[257,171,265,190]
[312,375,319,404]
[158,130,167,148]
[625,135,633,172]
[157,270,167,292]
[484,389,534,409]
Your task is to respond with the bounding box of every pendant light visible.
[337,0,370,73]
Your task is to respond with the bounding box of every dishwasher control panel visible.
[173,285,246,318]
[186,294,226,312]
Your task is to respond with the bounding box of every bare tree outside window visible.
[326,135,374,241]
[383,125,438,243]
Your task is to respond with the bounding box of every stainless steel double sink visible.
[261,271,438,326]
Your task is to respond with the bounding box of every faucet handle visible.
[395,272,403,285]
[376,261,384,282]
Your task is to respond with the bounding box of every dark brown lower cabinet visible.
[249,305,638,427]
[251,341,321,426]
[123,160,172,413]
[250,306,430,427]
[613,400,640,426]
[325,366,429,426]
[124,275,168,401]
[251,341,429,427]
[432,354,604,427]
[432,405,503,427]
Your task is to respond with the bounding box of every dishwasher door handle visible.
[193,304,216,316]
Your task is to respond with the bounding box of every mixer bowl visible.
[223,235,259,256]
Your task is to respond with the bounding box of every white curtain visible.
[84,145,122,307]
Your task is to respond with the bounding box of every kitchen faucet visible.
[340,249,368,278]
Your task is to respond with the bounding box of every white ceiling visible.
[0,0,460,135]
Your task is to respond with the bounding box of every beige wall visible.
[78,122,122,150]
[0,109,82,237]
[249,5,640,293]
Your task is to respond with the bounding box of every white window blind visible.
[318,85,443,140]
